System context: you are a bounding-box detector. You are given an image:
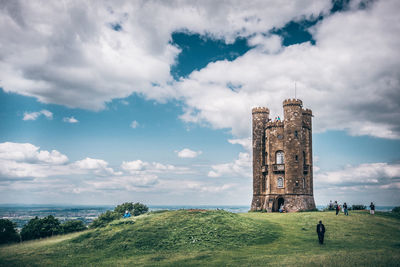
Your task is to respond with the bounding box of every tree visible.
[20,215,61,241]
[114,202,134,216]
[61,220,86,234]
[0,219,20,244]
[132,202,149,216]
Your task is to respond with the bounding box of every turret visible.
[252,107,269,207]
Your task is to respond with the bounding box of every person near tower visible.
[316,220,326,244]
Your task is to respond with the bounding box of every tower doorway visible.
[273,197,285,212]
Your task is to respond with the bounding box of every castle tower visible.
[251,99,316,212]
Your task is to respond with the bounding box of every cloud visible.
[171,0,400,139]
[3,1,397,139]
[63,116,78,123]
[315,162,400,187]
[23,110,53,121]
[176,148,202,158]
[0,142,68,164]
[130,120,139,128]
[0,0,330,109]
[73,157,120,176]
[121,160,190,174]
[208,152,251,178]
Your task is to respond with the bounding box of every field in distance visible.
[1,209,399,266]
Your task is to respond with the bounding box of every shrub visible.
[132,202,149,216]
[0,219,20,244]
[352,205,367,210]
[61,220,86,234]
[114,202,135,216]
[392,207,400,213]
[114,202,149,216]
[90,210,120,228]
[21,215,61,241]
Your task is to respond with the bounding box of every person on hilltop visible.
[316,220,326,245]
[335,202,340,216]
[370,202,375,215]
[329,200,333,210]
[123,210,131,218]
[343,202,349,216]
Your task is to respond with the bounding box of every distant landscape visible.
[0,204,396,229]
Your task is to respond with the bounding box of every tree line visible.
[0,202,148,244]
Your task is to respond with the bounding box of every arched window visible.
[294,130,298,138]
[277,177,284,188]
[276,151,284,164]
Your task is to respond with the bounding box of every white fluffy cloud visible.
[315,162,400,187]
[23,110,53,121]
[2,1,398,139]
[176,148,202,158]
[172,0,400,139]
[208,152,251,178]
[63,117,78,123]
[0,142,68,164]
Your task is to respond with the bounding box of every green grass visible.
[1,210,399,266]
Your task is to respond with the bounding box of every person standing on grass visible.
[336,202,340,215]
[370,202,375,215]
[343,202,348,216]
[316,220,326,244]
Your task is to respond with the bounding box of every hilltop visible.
[1,210,399,266]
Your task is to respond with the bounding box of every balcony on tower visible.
[303,164,310,174]
[273,164,285,173]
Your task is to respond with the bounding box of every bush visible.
[114,202,135,216]
[132,202,149,216]
[21,215,61,241]
[61,220,86,234]
[352,205,367,210]
[392,207,400,213]
[0,219,20,244]
[90,210,120,228]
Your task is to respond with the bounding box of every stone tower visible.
[251,99,316,212]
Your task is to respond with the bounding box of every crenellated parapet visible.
[283,99,303,107]
[252,107,270,114]
[266,121,284,128]
[302,108,312,116]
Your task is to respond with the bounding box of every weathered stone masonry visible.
[251,99,316,212]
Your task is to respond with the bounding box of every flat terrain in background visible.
[1,210,399,266]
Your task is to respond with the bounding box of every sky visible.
[0,0,399,206]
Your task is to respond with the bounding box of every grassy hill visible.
[1,210,399,266]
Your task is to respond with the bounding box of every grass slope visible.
[1,210,399,266]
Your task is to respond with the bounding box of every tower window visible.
[294,131,298,138]
[295,155,298,161]
[295,180,299,187]
[277,177,284,188]
[303,178,306,189]
[276,151,284,164]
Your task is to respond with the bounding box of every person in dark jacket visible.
[335,203,340,215]
[370,202,375,215]
[343,202,348,216]
[316,220,326,244]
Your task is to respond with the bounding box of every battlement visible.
[252,107,270,114]
[266,121,284,128]
[283,99,303,107]
[302,108,312,116]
